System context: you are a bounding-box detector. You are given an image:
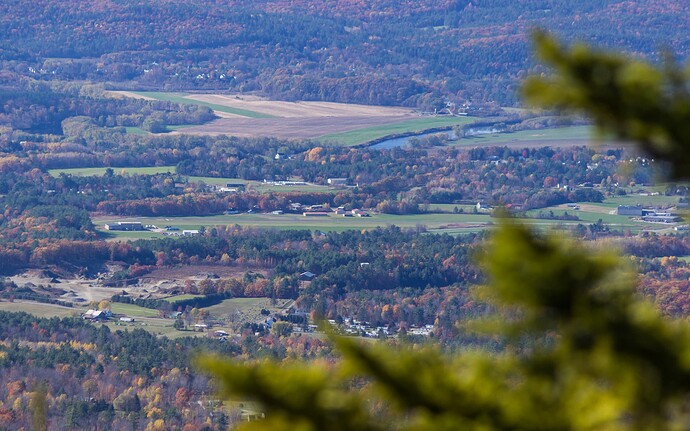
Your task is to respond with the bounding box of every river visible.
[370,129,458,149]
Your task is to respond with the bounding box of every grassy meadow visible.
[320,116,475,146]
[94,189,683,241]
[0,301,80,318]
[455,125,594,146]
[132,92,274,118]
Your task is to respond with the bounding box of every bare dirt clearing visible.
[10,270,127,304]
[106,90,156,100]
[142,265,268,281]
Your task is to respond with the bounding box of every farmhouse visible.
[327,178,348,186]
[617,205,645,216]
[83,309,110,320]
[299,271,316,281]
[642,214,682,223]
[104,221,144,231]
[183,230,200,236]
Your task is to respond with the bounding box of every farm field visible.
[600,194,681,208]
[117,91,464,144]
[110,92,608,148]
[456,126,597,147]
[182,93,413,118]
[48,167,332,192]
[101,316,200,339]
[163,294,204,303]
[0,301,80,318]
[110,302,162,318]
[123,91,275,118]
[94,212,495,238]
[319,116,476,146]
[94,201,678,239]
[124,126,148,135]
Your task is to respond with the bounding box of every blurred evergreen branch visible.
[200,32,690,431]
[523,30,690,180]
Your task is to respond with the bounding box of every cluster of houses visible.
[265,180,308,186]
[617,205,683,224]
[217,183,246,193]
[103,221,200,236]
[301,206,370,217]
[215,177,351,192]
[327,318,435,339]
[82,309,136,324]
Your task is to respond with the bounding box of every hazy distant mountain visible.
[1,0,688,106]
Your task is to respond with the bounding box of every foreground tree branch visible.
[200,33,690,431]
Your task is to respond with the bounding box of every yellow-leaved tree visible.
[199,33,690,431]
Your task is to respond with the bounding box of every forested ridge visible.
[0,311,332,430]
[1,0,687,106]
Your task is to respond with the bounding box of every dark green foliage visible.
[524,31,690,180]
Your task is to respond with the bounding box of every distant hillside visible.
[0,0,688,107]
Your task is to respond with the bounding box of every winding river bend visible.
[369,129,457,149]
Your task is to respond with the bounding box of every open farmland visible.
[456,126,596,148]
[116,91,447,145]
[0,301,80,319]
[114,92,606,148]
[93,203,675,240]
[94,212,494,238]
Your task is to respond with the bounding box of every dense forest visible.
[0,0,688,106]
[0,311,332,430]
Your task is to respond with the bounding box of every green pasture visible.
[0,301,80,318]
[319,116,475,146]
[125,127,148,135]
[102,316,201,339]
[601,194,680,208]
[94,212,495,239]
[167,124,194,131]
[205,298,271,316]
[455,126,595,146]
[110,302,161,317]
[163,294,204,303]
[524,208,637,226]
[132,92,274,119]
[47,167,331,192]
